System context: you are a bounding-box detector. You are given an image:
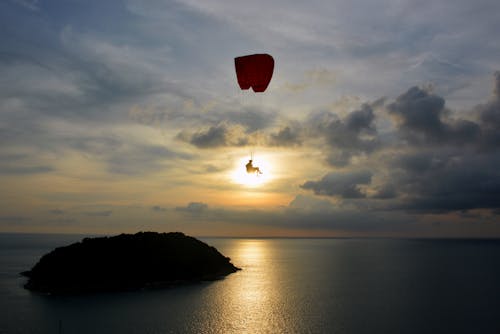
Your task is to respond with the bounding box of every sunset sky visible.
[1,0,500,236]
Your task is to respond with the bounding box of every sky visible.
[1,0,500,237]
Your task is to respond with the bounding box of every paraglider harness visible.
[246,160,262,175]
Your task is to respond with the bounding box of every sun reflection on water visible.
[236,239,266,263]
[195,239,304,333]
[217,239,284,332]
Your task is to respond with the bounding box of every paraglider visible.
[234,54,274,92]
[245,159,262,175]
[234,53,273,178]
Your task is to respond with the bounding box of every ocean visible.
[1,233,499,333]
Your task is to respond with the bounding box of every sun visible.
[231,156,273,187]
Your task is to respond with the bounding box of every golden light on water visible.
[230,156,273,187]
[213,239,284,332]
[212,239,307,332]
[235,239,267,264]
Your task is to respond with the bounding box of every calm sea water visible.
[1,234,500,334]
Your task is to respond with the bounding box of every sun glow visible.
[231,156,273,187]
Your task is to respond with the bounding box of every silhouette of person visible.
[246,160,262,174]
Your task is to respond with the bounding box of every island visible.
[22,232,240,294]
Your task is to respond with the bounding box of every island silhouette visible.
[22,232,240,294]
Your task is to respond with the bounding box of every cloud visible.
[306,104,379,166]
[185,124,230,148]
[203,164,224,173]
[57,27,190,111]
[158,197,415,234]
[282,68,338,93]
[62,132,193,175]
[389,151,500,213]
[175,202,209,215]
[0,216,31,224]
[178,123,249,148]
[152,206,167,212]
[225,109,277,133]
[83,210,112,217]
[0,165,53,175]
[477,71,500,149]
[387,86,480,145]
[288,194,334,212]
[66,135,122,156]
[368,74,500,213]
[131,104,277,134]
[297,72,500,216]
[105,143,192,175]
[0,153,54,175]
[268,124,302,147]
[301,170,372,198]
[372,184,398,199]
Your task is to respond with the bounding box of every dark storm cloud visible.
[268,124,302,147]
[301,170,372,198]
[372,184,398,199]
[173,108,279,149]
[394,151,438,173]
[389,151,500,213]
[477,71,500,149]
[309,104,377,149]
[324,151,352,168]
[372,75,500,213]
[179,123,248,149]
[306,104,379,166]
[187,124,229,148]
[388,87,445,135]
[345,104,377,132]
[299,82,494,211]
[297,72,500,217]
[387,86,480,145]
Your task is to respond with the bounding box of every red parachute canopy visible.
[234,54,274,93]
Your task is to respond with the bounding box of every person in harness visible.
[245,159,262,175]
